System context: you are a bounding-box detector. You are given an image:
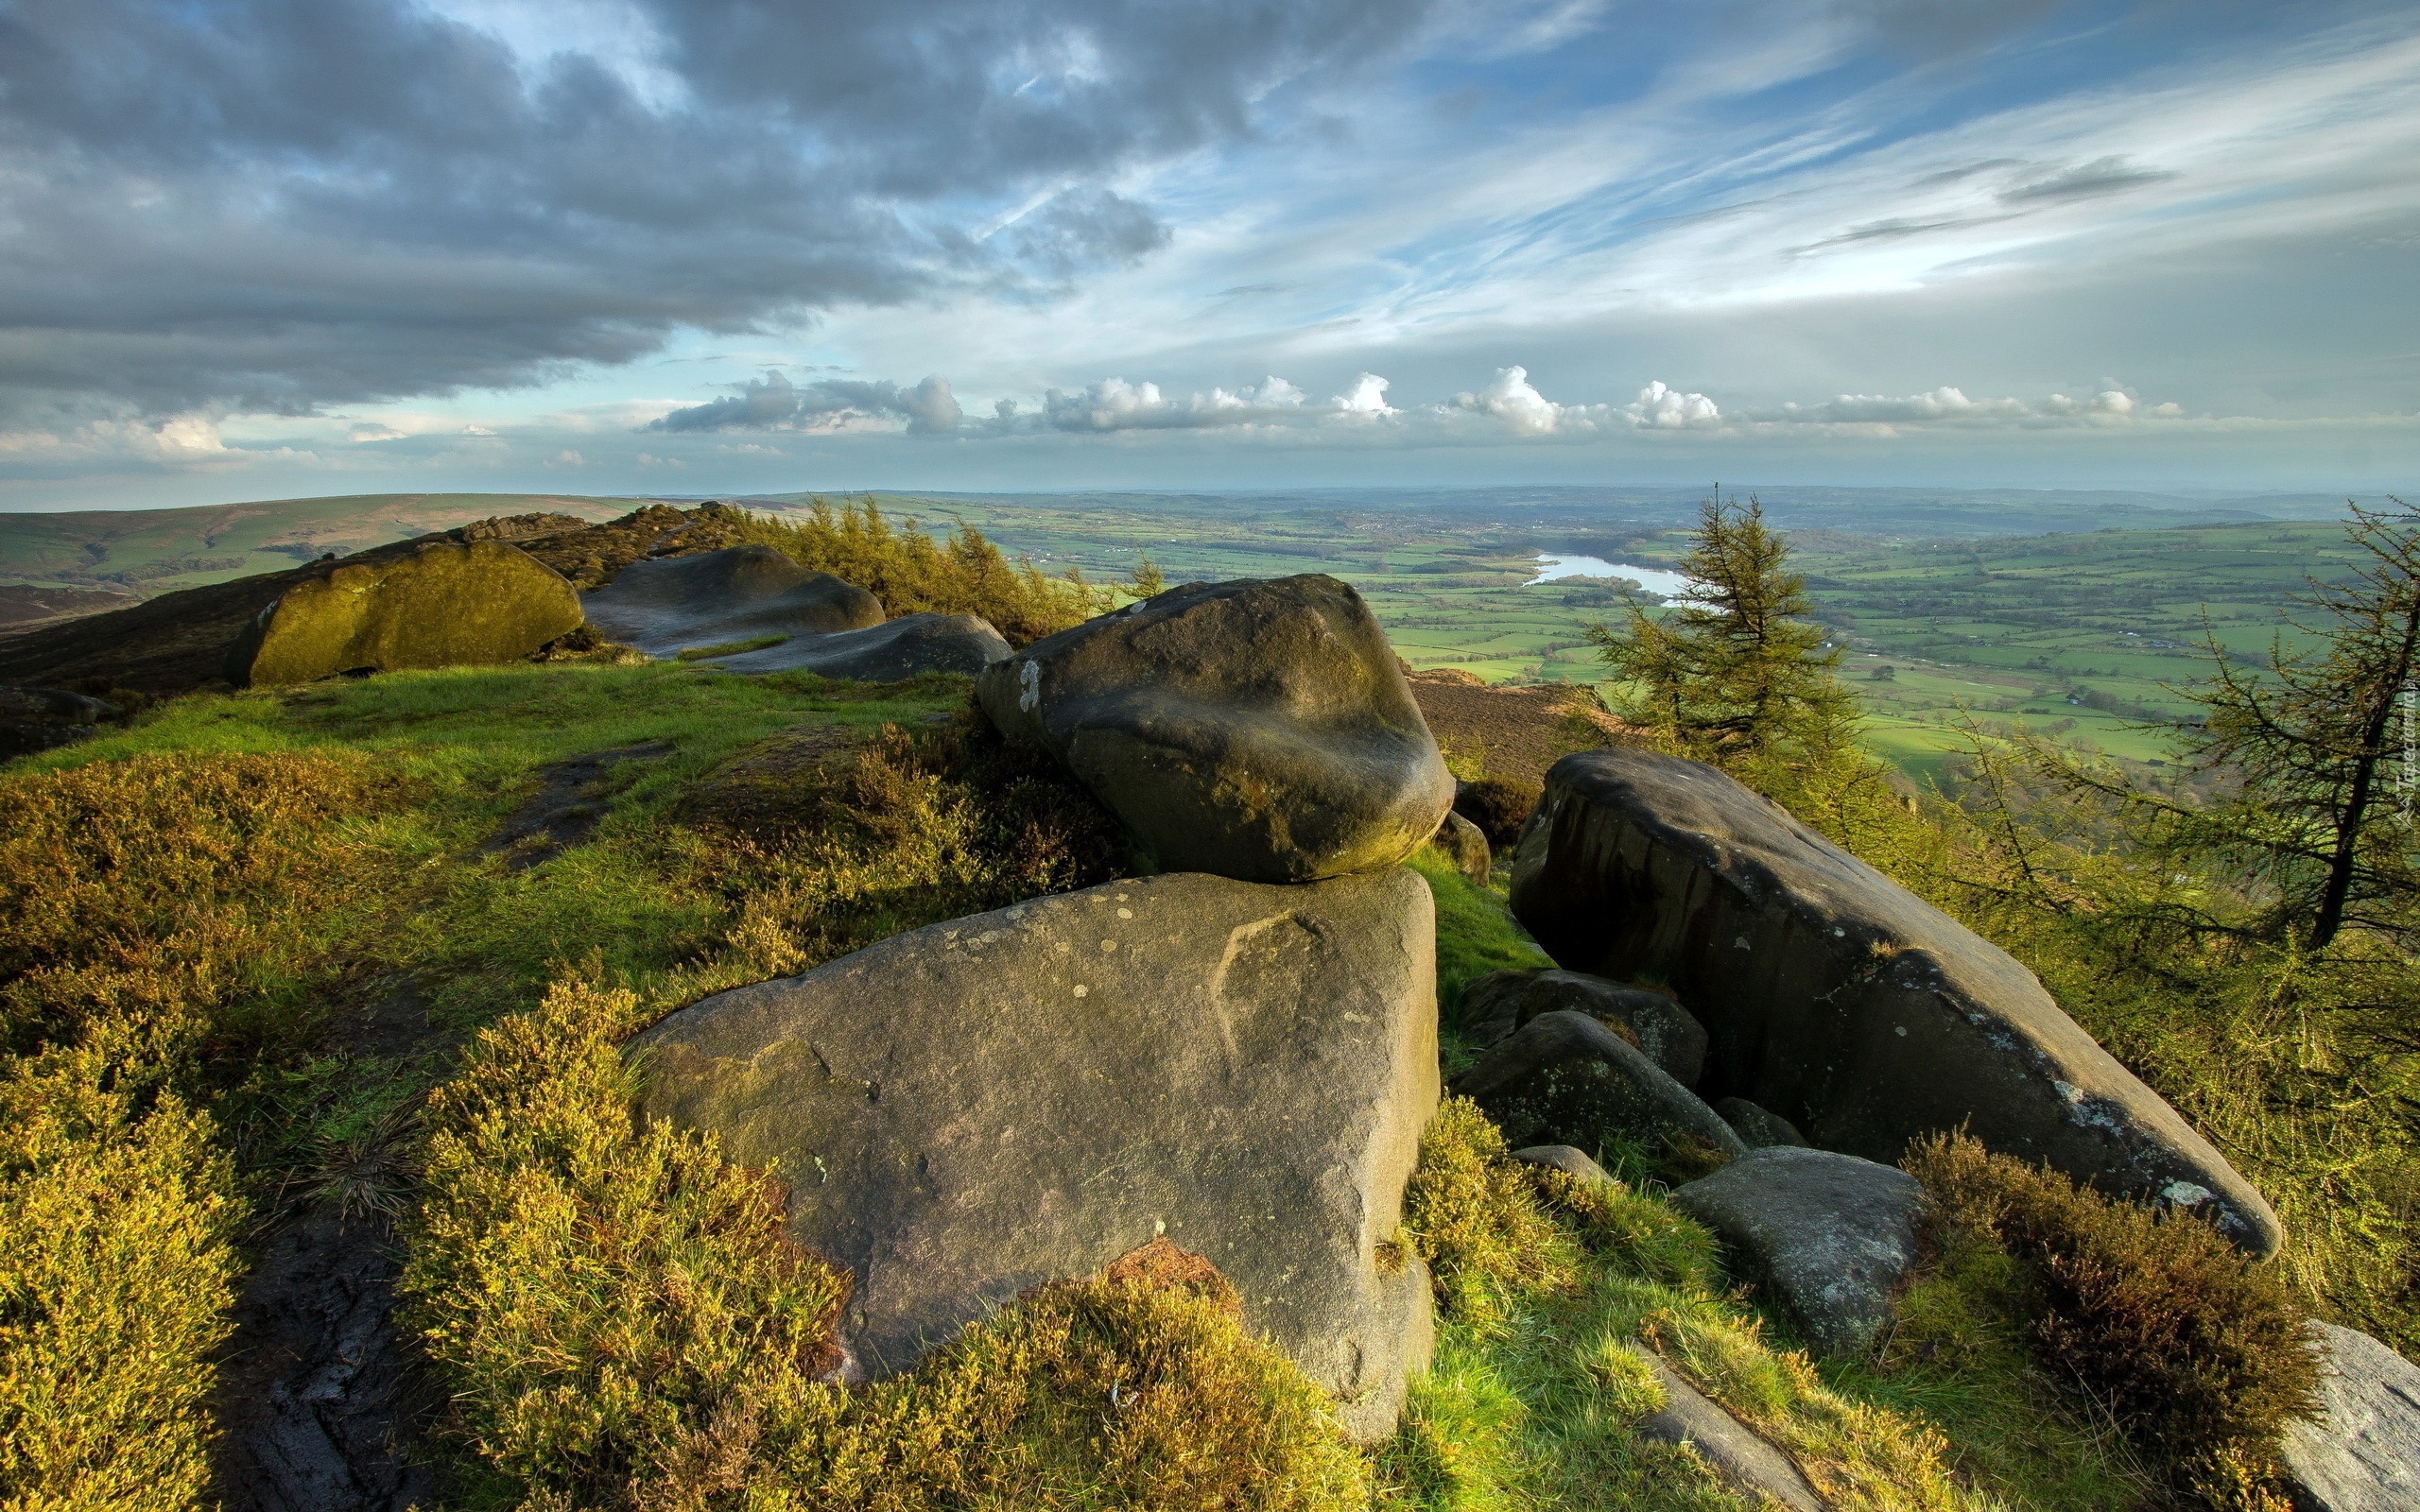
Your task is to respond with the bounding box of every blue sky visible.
[3,0,2416,508]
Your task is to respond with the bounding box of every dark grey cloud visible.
[649,371,961,434]
[1998,155,2182,203]
[0,0,1427,428]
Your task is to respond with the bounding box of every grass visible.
[678,633,788,661]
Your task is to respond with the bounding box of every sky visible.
[2,0,2417,510]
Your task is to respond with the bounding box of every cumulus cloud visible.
[648,372,962,434]
[1749,386,2179,429]
[1019,374,1362,432]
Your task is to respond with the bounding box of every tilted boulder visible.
[976,576,1454,883]
[1430,810,1492,887]
[1510,747,2282,1254]
[1459,968,1708,1087]
[2284,1322,2420,1512]
[1450,1010,1747,1164]
[705,611,1011,679]
[227,540,582,687]
[1714,1097,1810,1151]
[1670,1146,1924,1359]
[580,544,883,657]
[632,868,1440,1441]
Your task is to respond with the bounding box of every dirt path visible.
[209,985,448,1512]
[213,742,682,1508]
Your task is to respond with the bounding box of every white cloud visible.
[1334,372,1395,415]
[1748,386,2178,430]
[1626,380,1723,430]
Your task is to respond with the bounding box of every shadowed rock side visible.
[1510,747,2282,1255]
[632,868,1441,1442]
[579,545,884,656]
[706,612,1011,679]
[977,575,1455,883]
[229,540,582,686]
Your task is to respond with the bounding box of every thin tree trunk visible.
[2308,596,2420,949]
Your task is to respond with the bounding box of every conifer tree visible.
[1587,492,1858,773]
[2166,500,2420,950]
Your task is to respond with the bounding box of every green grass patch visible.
[677,633,788,660]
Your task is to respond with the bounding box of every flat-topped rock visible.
[581,545,883,657]
[976,575,1454,883]
[229,539,582,687]
[706,611,1011,679]
[1671,1147,1924,1359]
[2285,1323,2420,1512]
[1509,747,2280,1254]
[632,868,1440,1441]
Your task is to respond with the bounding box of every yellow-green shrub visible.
[0,1030,240,1512]
[0,750,390,1510]
[734,498,1101,645]
[404,977,850,1504]
[1905,1131,2322,1504]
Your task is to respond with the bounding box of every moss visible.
[235,539,582,686]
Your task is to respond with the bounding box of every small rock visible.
[1451,1010,1746,1165]
[2283,1322,2420,1512]
[1510,746,2281,1255]
[228,540,584,686]
[1510,1144,1616,1187]
[707,612,1011,679]
[1459,970,1708,1088]
[1669,1147,1923,1359]
[1715,1097,1810,1150]
[1431,809,1491,886]
[975,575,1454,883]
[1627,1343,1826,1512]
[581,545,884,658]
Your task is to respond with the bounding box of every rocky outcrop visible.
[1510,1144,1616,1187]
[1669,1148,1924,1360]
[2284,1323,2420,1512]
[1451,1010,1747,1164]
[1459,969,1709,1086]
[228,540,582,687]
[1627,1344,1826,1512]
[580,545,884,656]
[705,612,1011,679]
[632,868,1440,1441]
[1509,747,2282,1255]
[976,576,1454,884]
[0,685,119,759]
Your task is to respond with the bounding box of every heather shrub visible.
[1451,778,1539,850]
[1905,1131,2323,1505]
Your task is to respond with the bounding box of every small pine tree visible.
[1587,492,1859,776]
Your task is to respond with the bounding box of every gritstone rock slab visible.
[1509,747,2281,1255]
[631,868,1441,1441]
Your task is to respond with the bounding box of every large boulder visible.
[580,545,884,657]
[632,868,1440,1441]
[706,612,1011,679]
[1669,1147,1924,1359]
[975,576,1454,883]
[1510,747,2282,1255]
[2284,1323,2420,1512]
[1460,969,1708,1086]
[227,540,582,687]
[1450,1010,1747,1165]
[0,686,118,759]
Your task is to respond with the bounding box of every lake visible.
[1526,555,1695,597]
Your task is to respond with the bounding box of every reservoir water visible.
[1527,555,1694,597]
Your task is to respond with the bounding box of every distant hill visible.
[0,492,646,601]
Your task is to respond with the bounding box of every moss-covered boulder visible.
[1510,746,2283,1254]
[227,540,581,687]
[975,575,1454,883]
[632,868,1440,1442]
